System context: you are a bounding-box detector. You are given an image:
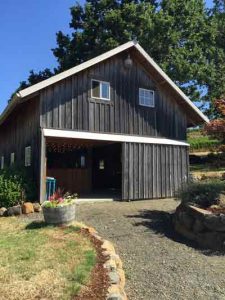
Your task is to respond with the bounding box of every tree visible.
[11,0,225,115]
[205,96,225,143]
[9,68,54,103]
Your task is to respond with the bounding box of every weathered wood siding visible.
[0,98,41,190]
[122,143,189,200]
[40,52,186,140]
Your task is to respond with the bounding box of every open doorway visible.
[92,143,122,197]
[46,138,122,200]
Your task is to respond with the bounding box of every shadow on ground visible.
[25,221,50,230]
[126,209,224,256]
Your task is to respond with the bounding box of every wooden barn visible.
[0,41,208,202]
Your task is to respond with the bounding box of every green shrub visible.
[176,180,225,208]
[0,175,22,207]
[0,165,37,208]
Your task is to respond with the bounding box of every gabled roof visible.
[0,40,209,125]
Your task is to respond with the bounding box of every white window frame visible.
[10,153,15,165]
[139,88,155,108]
[1,156,4,170]
[25,146,31,167]
[91,79,110,101]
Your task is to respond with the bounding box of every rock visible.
[87,226,97,234]
[22,202,34,214]
[33,202,42,212]
[219,193,225,206]
[117,268,126,289]
[109,271,120,284]
[107,293,124,300]
[178,211,194,230]
[104,259,117,271]
[102,240,116,253]
[110,254,123,269]
[189,205,212,216]
[0,207,7,216]
[197,231,225,251]
[7,205,22,216]
[204,215,225,232]
[193,219,205,233]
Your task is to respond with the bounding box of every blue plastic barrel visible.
[46,177,56,200]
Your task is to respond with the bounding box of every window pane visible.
[92,80,100,98]
[25,146,31,167]
[101,82,110,99]
[139,96,145,105]
[80,155,86,168]
[145,90,151,98]
[139,89,145,97]
[99,159,105,170]
[139,88,154,107]
[11,153,15,165]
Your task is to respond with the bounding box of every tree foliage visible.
[205,96,225,143]
[12,0,225,115]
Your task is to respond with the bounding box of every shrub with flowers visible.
[42,189,78,208]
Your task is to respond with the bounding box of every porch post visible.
[39,129,46,203]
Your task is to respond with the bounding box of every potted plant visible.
[42,189,78,225]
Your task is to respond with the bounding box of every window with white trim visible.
[10,153,15,165]
[139,88,155,107]
[91,79,110,100]
[1,156,4,170]
[25,146,31,167]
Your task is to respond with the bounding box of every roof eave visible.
[0,93,21,126]
[134,44,209,125]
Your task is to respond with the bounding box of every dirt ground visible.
[77,198,225,300]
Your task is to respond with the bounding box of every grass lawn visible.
[0,218,96,300]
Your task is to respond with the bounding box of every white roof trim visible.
[134,43,209,123]
[1,40,208,125]
[18,41,135,98]
[43,129,189,147]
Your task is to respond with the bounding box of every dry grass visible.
[0,218,96,300]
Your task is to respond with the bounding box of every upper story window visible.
[10,153,15,165]
[1,156,4,170]
[139,88,155,108]
[91,79,110,101]
[25,146,31,167]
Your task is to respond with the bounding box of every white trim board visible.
[43,129,189,147]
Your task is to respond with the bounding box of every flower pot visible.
[43,203,76,225]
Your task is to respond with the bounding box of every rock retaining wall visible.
[174,204,225,251]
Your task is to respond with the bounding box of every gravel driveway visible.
[77,198,225,300]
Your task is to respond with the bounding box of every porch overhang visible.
[43,129,189,147]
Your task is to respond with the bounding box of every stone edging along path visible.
[79,224,127,300]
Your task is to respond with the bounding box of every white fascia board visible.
[0,93,20,125]
[18,41,135,98]
[134,43,209,124]
[43,129,189,147]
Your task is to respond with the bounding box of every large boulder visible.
[204,214,225,232]
[7,205,22,216]
[0,207,7,217]
[22,202,34,214]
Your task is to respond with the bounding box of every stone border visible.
[78,224,127,300]
[174,203,225,251]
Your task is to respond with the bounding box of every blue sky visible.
[0,0,214,113]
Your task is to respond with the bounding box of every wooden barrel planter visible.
[43,203,76,225]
